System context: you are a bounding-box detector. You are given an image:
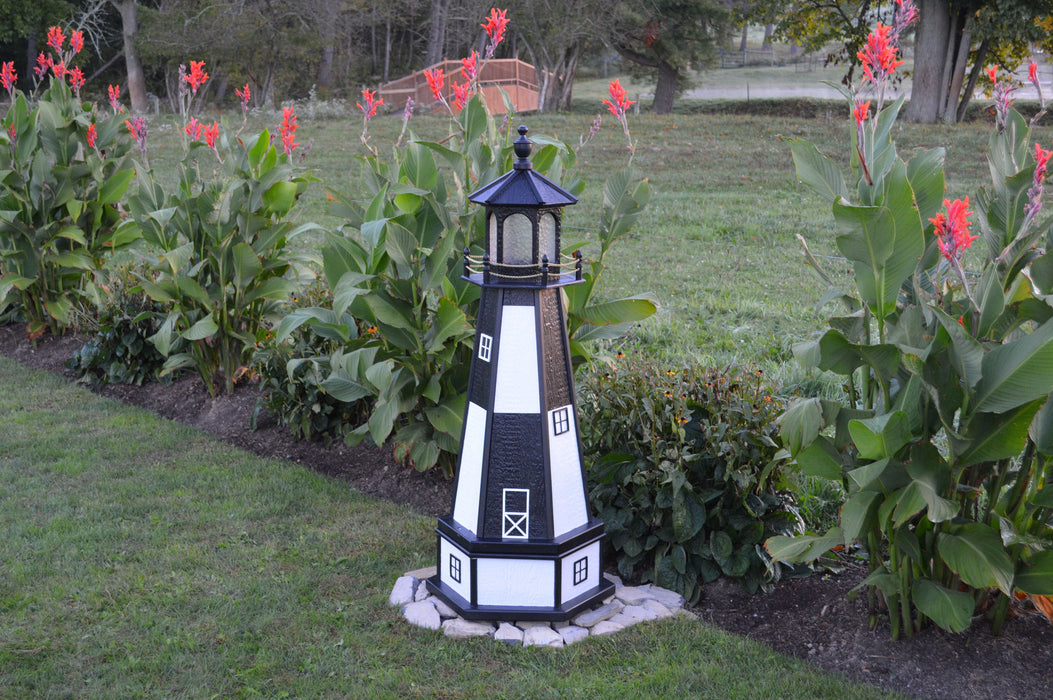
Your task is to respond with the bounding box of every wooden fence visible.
[379,58,547,115]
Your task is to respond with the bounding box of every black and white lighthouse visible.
[425,126,614,621]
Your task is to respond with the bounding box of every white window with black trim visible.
[477,333,493,362]
[551,406,570,436]
[573,556,588,585]
[502,488,529,538]
[449,553,462,583]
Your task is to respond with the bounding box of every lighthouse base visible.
[426,516,614,621]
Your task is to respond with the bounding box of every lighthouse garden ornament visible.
[426,126,615,621]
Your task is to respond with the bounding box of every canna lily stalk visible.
[602,78,636,156]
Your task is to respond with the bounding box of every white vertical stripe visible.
[549,405,588,537]
[493,305,540,413]
[452,402,487,534]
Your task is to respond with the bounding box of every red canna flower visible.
[1,61,15,92]
[7,123,16,142]
[461,50,479,84]
[125,117,145,141]
[86,122,97,149]
[853,99,871,128]
[1036,143,1053,179]
[185,60,209,94]
[1026,143,1053,222]
[203,121,219,150]
[185,116,203,140]
[858,23,904,84]
[356,88,383,119]
[108,84,123,113]
[482,8,509,48]
[69,30,84,54]
[279,106,298,156]
[451,81,470,110]
[930,197,976,262]
[235,83,251,114]
[34,52,49,80]
[424,68,445,102]
[68,66,84,93]
[46,26,65,53]
[602,78,635,117]
[1030,60,1039,86]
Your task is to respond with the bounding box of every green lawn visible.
[0,357,901,698]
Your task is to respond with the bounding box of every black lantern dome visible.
[466,126,580,285]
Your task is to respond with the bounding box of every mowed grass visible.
[0,358,901,698]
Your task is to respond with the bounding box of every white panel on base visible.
[452,402,487,534]
[476,558,554,607]
[548,405,588,537]
[439,539,472,603]
[493,305,540,414]
[560,542,600,603]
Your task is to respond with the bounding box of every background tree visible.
[508,0,605,112]
[603,0,732,115]
[108,0,149,113]
[904,0,1053,123]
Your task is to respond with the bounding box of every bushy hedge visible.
[579,359,805,601]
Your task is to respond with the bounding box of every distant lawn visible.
[0,357,902,698]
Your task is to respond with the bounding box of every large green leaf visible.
[98,168,134,205]
[794,436,843,480]
[764,527,844,563]
[578,296,659,327]
[952,401,1044,467]
[832,159,924,318]
[911,579,974,633]
[975,320,1053,413]
[320,369,371,403]
[848,411,912,460]
[938,525,1014,596]
[1014,550,1053,595]
[779,398,825,454]
[423,394,466,439]
[840,491,881,543]
[232,242,262,292]
[425,297,471,353]
[789,138,848,201]
[181,316,219,341]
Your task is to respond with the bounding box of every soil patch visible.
[3,323,1052,699]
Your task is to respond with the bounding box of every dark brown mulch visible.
[3,322,1052,700]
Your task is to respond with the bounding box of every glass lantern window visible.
[488,214,498,259]
[502,213,534,265]
[539,212,557,264]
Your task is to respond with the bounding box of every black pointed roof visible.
[469,126,578,208]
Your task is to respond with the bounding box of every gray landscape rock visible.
[431,596,459,619]
[642,598,674,619]
[494,623,524,645]
[442,618,495,639]
[559,626,590,645]
[523,625,564,648]
[640,584,685,610]
[590,620,624,637]
[403,600,441,630]
[615,586,652,606]
[619,604,660,623]
[572,600,624,628]
[414,583,431,602]
[389,575,418,607]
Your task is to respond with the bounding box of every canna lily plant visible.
[267,8,654,474]
[0,27,138,335]
[768,0,1053,638]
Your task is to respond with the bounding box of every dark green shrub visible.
[580,359,805,601]
[66,268,170,387]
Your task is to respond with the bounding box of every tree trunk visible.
[903,0,952,123]
[316,45,334,90]
[940,16,972,123]
[425,0,448,66]
[739,24,748,52]
[553,45,582,112]
[653,61,678,114]
[110,0,148,114]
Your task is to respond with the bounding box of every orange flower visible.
[185,60,209,94]
[857,23,903,84]
[602,78,635,117]
[356,88,383,119]
[46,26,65,53]
[451,81,470,110]
[424,68,445,102]
[0,61,15,92]
[279,106,298,156]
[929,197,976,262]
[69,30,84,54]
[203,121,219,149]
[86,122,97,149]
[481,8,509,47]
